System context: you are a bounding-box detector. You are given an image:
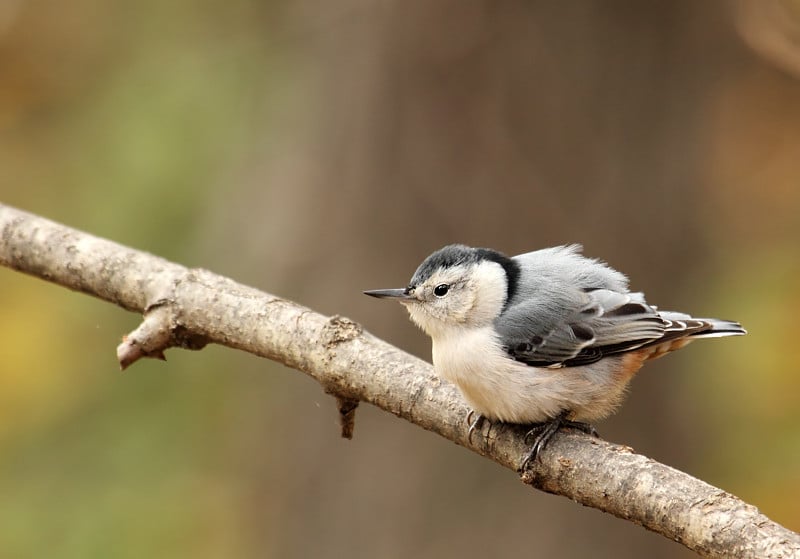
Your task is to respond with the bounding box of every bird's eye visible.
[433,284,450,297]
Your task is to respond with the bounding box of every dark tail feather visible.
[689,318,747,338]
[656,311,747,339]
[633,315,746,362]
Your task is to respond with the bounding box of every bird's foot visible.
[519,411,598,471]
[561,419,599,438]
[466,410,487,444]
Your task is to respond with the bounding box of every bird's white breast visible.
[431,327,505,389]
[430,327,623,423]
[430,327,561,422]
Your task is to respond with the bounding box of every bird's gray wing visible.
[497,288,674,368]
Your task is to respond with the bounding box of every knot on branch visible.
[322,315,363,348]
[171,324,210,351]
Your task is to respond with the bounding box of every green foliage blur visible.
[1,1,798,558]
[1,1,286,556]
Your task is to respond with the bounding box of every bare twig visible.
[0,203,797,559]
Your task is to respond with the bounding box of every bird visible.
[364,244,746,469]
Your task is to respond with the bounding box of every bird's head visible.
[364,244,518,338]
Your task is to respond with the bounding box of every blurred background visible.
[1,0,799,557]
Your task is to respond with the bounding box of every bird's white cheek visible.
[403,303,444,337]
[464,261,507,326]
[402,303,427,330]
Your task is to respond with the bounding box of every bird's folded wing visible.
[497,288,671,368]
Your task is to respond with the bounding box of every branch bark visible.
[1,203,797,558]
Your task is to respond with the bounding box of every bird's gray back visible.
[510,245,629,301]
[503,245,629,326]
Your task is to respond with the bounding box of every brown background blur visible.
[1,1,799,557]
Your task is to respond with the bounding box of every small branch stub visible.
[116,302,210,370]
[117,337,167,370]
[117,306,174,370]
[335,396,360,440]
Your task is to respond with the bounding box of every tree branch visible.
[1,203,797,558]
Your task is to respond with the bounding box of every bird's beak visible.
[363,288,412,300]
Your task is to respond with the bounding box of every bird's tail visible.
[638,312,746,361]
[686,318,747,338]
[658,311,747,338]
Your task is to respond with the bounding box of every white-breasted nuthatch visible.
[364,244,746,468]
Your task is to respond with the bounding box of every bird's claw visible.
[563,419,598,438]
[466,410,486,444]
[520,420,562,471]
[519,411,598,471]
